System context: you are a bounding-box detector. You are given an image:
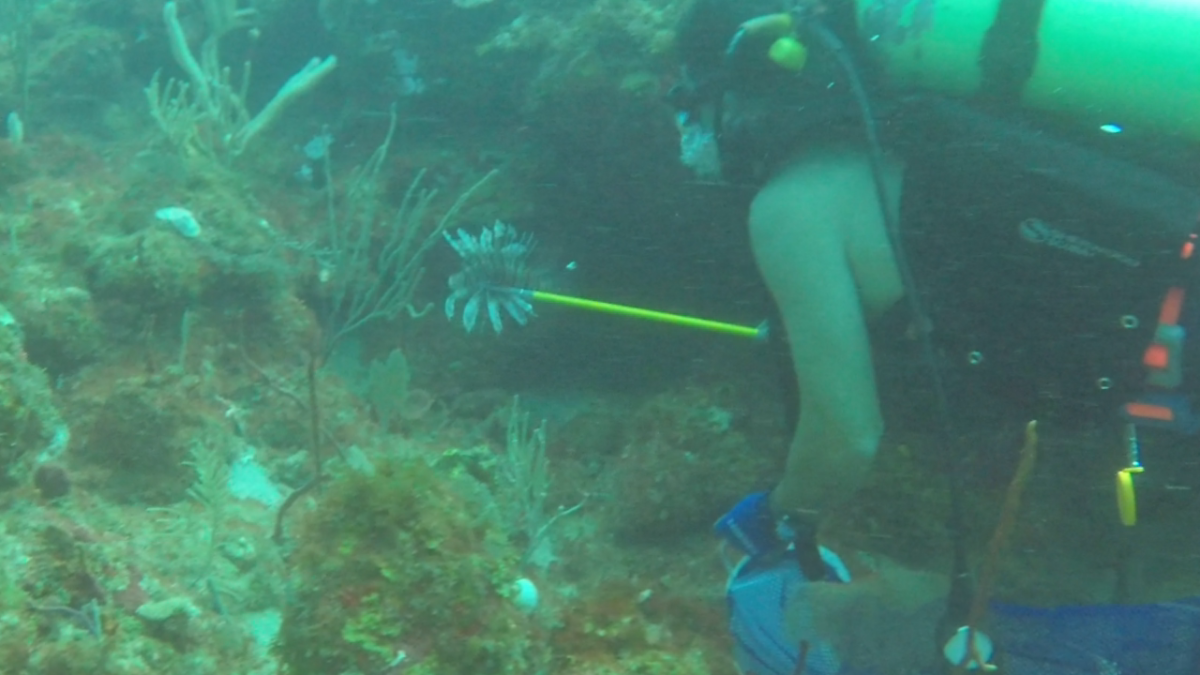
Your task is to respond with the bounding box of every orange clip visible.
[1124,402,1176,423]
[1143,343,1170,370]
[1159,287,1185,326]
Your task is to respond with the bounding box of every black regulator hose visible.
[808,18,974,661]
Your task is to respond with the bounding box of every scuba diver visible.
[668,0,1200,673]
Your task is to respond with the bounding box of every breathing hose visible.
[808,18,975,661]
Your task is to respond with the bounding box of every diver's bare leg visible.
[749,152,902,519]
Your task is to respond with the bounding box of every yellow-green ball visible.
[769,36,808,72]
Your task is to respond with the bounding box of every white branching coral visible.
[145,0,338,160]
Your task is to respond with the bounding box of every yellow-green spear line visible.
[518,289,769,341]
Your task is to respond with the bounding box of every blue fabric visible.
[727,556,845,675]
[715,492,780,559]
[990,599,1200,675]
[728,557,1200,675]
[727,550,853,675]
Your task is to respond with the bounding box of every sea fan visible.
[444,221,540,334]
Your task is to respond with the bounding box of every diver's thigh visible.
[749,166,886,511]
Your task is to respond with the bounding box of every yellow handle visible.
[1116,467,1142,527]
[529,290,767,340]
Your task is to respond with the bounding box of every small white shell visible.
[155,206,201,239]
[511,577,538,613]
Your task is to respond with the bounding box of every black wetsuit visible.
[673,0,1200,438]
[889,111,1198,435]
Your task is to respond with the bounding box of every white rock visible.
[155,206,201,238]
[511,577,538,613]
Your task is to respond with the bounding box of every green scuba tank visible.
[857,0,1200,142]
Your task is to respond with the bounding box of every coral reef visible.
[0,0,1188,673]
[604,387,781,541]
[0,0,769,672]
[276,457,546,674]
[2,266,104,376]
[0,305,69,480]
[86,228,206,318]
[73,375,206,504]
